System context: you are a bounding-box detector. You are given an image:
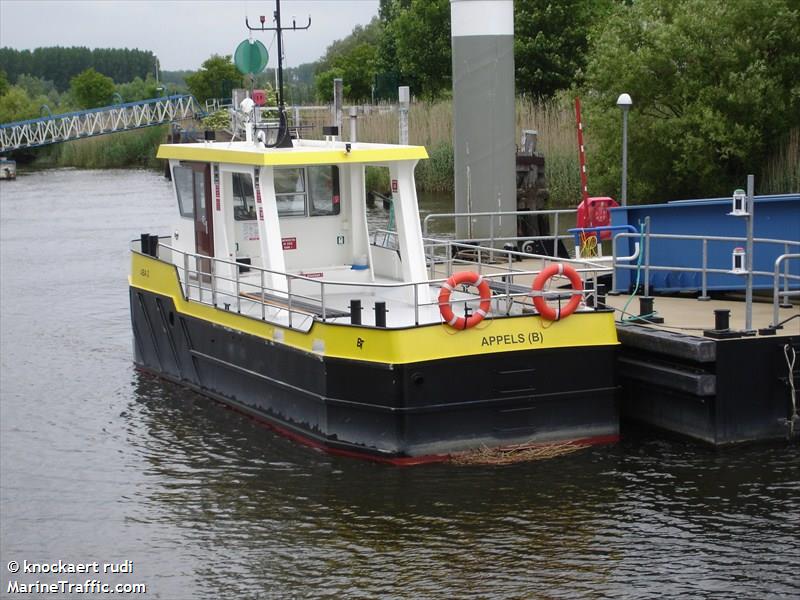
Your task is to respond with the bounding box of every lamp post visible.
[616,93,632,206]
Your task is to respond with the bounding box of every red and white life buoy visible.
[438,271,492,329]
[532,264,583,321]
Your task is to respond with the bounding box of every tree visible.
[0,86,49,123]
[0,70,9,96]
[70,68,115,109]
[583,0,800,202]
[185,55,242,103]
[314,19,381,102]
[315,43,378,102]
[380,0,451,99]
[514,0,614,100]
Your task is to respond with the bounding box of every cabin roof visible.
[156,139,429,166]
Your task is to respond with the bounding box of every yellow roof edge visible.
[156,144,429,166]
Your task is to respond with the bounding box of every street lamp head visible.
[616,93,633,109]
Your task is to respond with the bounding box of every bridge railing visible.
[0,95,204,152]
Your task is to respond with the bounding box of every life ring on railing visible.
[438,271,492,329]
[532,264,583,321]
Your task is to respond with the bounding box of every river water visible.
[1,168,798,599]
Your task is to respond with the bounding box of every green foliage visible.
[185,55,242,103]
[583,0,800,202]
[314,19,381,102]
[379,0,451,99]
[515,0,613,100]
[0,46,157,92]
[315,43,378,102]
[201,110,231,131]
[115,75,160,103]
[414,141,454,191]
[0,86,40,123]
[0,70,11,96]
[45,125,167,169]
[70,68,116,109]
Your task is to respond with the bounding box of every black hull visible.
[130,287,619,462]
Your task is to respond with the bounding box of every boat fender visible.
[532,264,583,321]
[438,271,492,329]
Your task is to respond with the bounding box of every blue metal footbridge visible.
[0,95,205,153]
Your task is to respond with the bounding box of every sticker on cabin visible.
[254,169,262,204]
[391,179,398,193]
[243,222,259,240]
[300,272,323,278]
[336,235,345,245]
[282,237,297,250]
[213,167,221,211]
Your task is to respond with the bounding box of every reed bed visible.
[43,125,168,169]
[760,127,800,195]
[349,98,582,205]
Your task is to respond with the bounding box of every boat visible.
[0,157,16,180]
[128,112,620,464]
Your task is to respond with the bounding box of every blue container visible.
[611,194,800,293]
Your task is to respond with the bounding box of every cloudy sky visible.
[0,0,380,70]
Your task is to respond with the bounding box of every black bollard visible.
[147,234,159,258]
[374,302,387,328]
[350,300,362,325]
[140,233,150,255]
[639,296,654,316]
[704,308,741,339]
[596,283,607,308]
[714,309,730,331]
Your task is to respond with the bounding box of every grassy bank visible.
[35,125,168,169]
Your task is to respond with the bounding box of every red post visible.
[575,97,589,204]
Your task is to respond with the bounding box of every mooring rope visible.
[784,343,797,438]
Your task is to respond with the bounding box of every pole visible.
[745,174,755,332]
[575,98,589,204]
[621,107,629,206]
[274,0,285,111]
[333,79,343,133]
[398,86,410,145]
[349,106,358,142]
[244,0,311,148]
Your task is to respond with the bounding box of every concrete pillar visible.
[451,0,516,242]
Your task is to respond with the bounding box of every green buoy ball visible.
[234,39,269,75]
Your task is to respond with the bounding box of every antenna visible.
[246,0,311,147]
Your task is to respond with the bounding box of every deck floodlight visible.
[731,247,746,273]
[731,188,748,216]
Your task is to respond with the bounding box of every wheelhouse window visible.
[173,165,194,217]
[308,166,340,216]
[275,166,340,217]
[275,168,306,216]
[232,172,256,221]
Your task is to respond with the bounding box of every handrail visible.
[422,208,577,258]
[137,240,612,330]
[772,254,800,328]
[611,230,800,297]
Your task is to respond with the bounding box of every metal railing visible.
[422,208,577,257]
[772,254,800,328]
[135,239,612,331]
[610,229,800,299]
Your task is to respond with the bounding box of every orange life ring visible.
[532,264,583,321]
[438,271,492,329]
